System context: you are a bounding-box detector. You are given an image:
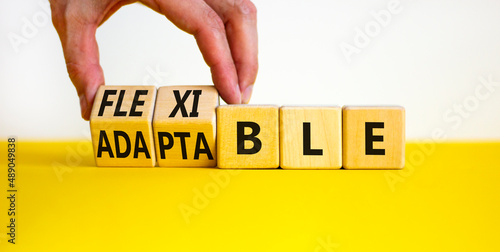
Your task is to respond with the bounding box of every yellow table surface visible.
[0,141,499,251]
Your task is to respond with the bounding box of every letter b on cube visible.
[217,105,279,168]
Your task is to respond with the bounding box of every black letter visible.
[114,131,131,158]
[97,130,114,158]
[134,131,151,158]
[98,90,116,116]
[189,90,202,117]
[158,132,174,159]
[365,122,385,155]
[129,90,148,116]
[237,122,262,154]
[174,132,190,159]
[194,133,213,160]
[169,90,191,117]
[114,90,127,116]
[303,122,323,155]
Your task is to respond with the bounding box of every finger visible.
[142,0,241,104]
[51,1,134,120]
[63,23,104,120]
[204,0,258,104]
[51,6,104,120]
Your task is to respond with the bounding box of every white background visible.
[1,0,500,140]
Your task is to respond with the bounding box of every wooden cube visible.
[280,106,342,169]
[342,106,405,169]
[153,86,219,167]
[217,105,279,169]
[90,85,157,167]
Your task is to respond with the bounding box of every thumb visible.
[52,13,104,120]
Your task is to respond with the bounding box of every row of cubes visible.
[90,85,405,169]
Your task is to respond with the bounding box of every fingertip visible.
[79,94,90,121]
[82,81,103,121]
[241,84,253,104]
[210,63,241,104]
[216,81,241,104]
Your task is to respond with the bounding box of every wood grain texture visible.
[217,105,279,169]
[153,86,219,167]
[280,106,342,169]
[90,85,157,167]
[342,106,405,169]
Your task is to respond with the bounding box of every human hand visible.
[49,0,258,120]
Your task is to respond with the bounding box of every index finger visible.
[142,0,242,104]
[205,0,259,104]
